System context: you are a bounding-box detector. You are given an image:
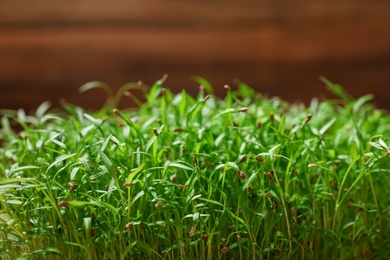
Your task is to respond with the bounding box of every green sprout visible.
[1,76,390,259]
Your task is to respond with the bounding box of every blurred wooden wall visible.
[1,0,390,111]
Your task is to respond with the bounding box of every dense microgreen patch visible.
[1,77,390,259]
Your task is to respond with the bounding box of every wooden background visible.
[1,0,390,111]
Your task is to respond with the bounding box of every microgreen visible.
[1,77,390,259]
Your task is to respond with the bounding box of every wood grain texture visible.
[1,0,390,110]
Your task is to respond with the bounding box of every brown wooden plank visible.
[1,0,390,111]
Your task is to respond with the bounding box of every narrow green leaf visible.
[79,81,112,96]
[168,162,194,171]
[320,76,351,102]
[199,198,224,207]
[192,76,214,94]
[319,117,336,135]
[352,94,374,114]
[279,114,286,135]
[145,135,157,153]
[97,149,112,167]
[369,142,385,150]
[36,101,51,118]
[47,153,77,172]
[128,163,145,183]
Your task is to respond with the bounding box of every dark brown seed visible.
[221,247,230,254]
[292,217,297,225]
[155,202,163,209]
[90,227,95,237]
[124,182,132,188]
[267,171,274,181]
[193,155,198,166]
[58,201,69,207]
[270,114,274,123]
[189,225,196,234]
[70,184,78,191]
[291,168,297,176]
[238,170,247,180]
[239,156,247,163]
[173,128,182,132]
[178,184,185,189]
[204,95,211,101]
[264,193,272,200]
[305,114,312,123]
[113,109,120,116]
[125,222,133,229]
[171,176,177,183]
[153,128,158,135]
[308,241,313,250]
[291,207,296,215]
[256,156,264,162]
[201,234,209,240]
[272,201,277,211]
[239,107,248,112]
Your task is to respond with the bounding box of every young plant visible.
[1,77,390,259]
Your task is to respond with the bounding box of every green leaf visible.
[379,139,388,149]
[319,118,336,135]
[168,162,194,171]
[279,114,286,135]
[36,101,51,118]
[320,76,351,102]
[83,217,92,234]
[369,142,386,151]
[79,81,112,96]
[145,135,157,153]
[213,108,237,119]
[199,198,224,208]
[130,190,145,206]
[179,90,187,119]
[31,247,62,255]
[128,163,145,183]
[47,153,77,172]
[353,94,374,114]
[97,149,112,167]
[68,201,91,207]
[192,76,214,94]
